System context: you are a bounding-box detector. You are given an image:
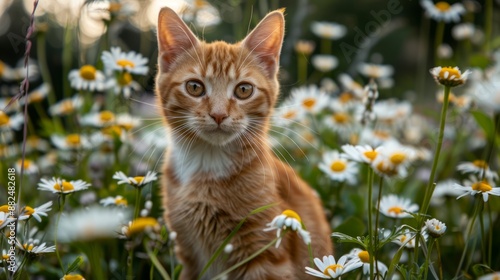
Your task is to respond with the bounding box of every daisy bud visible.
[145,200,153,210]
[430,66,471,87]
[425,218,447,238]
[169,231,177,241]
[224,243,234,254]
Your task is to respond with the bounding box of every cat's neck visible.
[168,135,269,185]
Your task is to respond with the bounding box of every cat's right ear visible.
[157,7,200,72]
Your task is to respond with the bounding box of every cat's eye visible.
[186,80,205,97]
[234,83,254,100]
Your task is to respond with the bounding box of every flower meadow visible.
[1,0,500,279]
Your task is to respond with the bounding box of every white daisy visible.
[68,65,106,91]
[311,22,347,40]
[57,206,130,242]
[341,144,382,164]
[305,255,363,279]
[346,248,388,278]
[19,83,50,105]
[18,240,56,254]
[19,201,52,222]
[289,85,329,114]
[324,100,362,136]
[421,0,466,22]
[372,99,412,128]
[452,23,475,40]
[0,60,16,81]
[24,135,50,153]
[122,217,160,238]
[455,176,500,202]
[49,95,83,116]
[101,46,149,75]
[359,128,397,148]
[294,40,315,55]
[430,66,471,87]
[263,209,311,248]
[105,72,142,98]
[425,218,447,238]
[0,212,16,230]
[377,141,415,169]
[0,111,24,131]
[112,171,158,187]
[80,110,116,127]
[379,194,419,219]
[358,63,394,79]
[312,55,338,72]
[393,228,428,249]
[100,195,128,207]
[51,134,92,150]
[14,159,38,175]
[38,177,91,194]
[116,113,142,131]
[456,160,498,181]
[338,73,365,98]
[272,102,305,127]
[318,150,359,184]
[478,272,500,280]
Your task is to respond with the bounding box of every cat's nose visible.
[210,113,228,125]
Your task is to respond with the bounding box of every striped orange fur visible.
[156,7,332,279]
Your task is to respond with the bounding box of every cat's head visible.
[156,7,284,147]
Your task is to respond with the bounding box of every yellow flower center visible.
[439,67,461,79]
[29,92,45,103]
[23,206,35,216]
[388,206,403,214]
[66,134,81,146]
[17,159,32,169]
[102,125,122,137]
[323,264,343,275]
[0,205,8,212]
[115,197,128,206]
[339,92,354,103]
[79,65,97,81]
[60,101,75,114]
[400,235,407,243]
[133,176,145,184]
[302,98,316,109]
[117,72,133,86]
[435,2,451,11]
[373,130,390,139]
[116,59,135,68]
[99,111,115,122]
[23,243,34,251]
[0,220,3,225]
[127,217,158,236]
[472,160,488,169]
[435,225,441,230]
[282,111,297,119]
[363,150,378,161]
[333,113,349,124]
[282,209,301,222]
[0,61,5,77]
[330,160,347,172]
[108,3,122,12]
[2,254,8,260]
[390,153,406,165]
[53,181,75,192]
[0,111,10,126]
[472,181,493,192]
[358,250,370,263]
[63,274,85,280]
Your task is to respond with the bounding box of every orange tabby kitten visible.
[156,7,332,279]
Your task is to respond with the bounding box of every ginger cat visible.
[156,7,332,279]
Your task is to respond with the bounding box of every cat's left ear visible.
[242,9,285,78]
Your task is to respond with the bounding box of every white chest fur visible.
[170,140,239,185]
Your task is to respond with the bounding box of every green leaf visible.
[66,256,84,274]
[334,216,365,237]
[471,110,495,139]
[173,265,183,280]
[469,54,491,70]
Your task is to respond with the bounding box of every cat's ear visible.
[242,9,285,78]
[157,7,200,72]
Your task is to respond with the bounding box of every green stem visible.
[62,22,73,99]
[145,241,171,280]
[479,202,486,264]
[55,195,66,275]
[367,167,375,280]
[484,0,493,52]
[423,238,435,280]
[420,86,452,216]
[455,199,482,278]
[212,236,280,280]
[134,187,142,219]
[436,239,443,280]
[298,54,308,85]
[434,21,445,65]
[374,175,384,276]
[321,38,332,54]
[487,203,492,266]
